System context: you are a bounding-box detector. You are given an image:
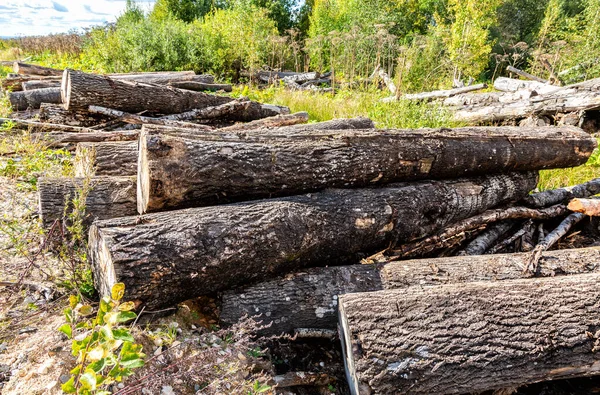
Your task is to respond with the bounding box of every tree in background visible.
[150,0,223,22]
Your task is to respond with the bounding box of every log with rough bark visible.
[221,246,600,335]
[488,220,534,254]
[493,77,558,94]
[8,87,61,110]
[74,142,138,177]
[524,178,600,208]
[257,71,320,84]
[225,101,291,122]
[61,69,233,113]
[218,112,309,132]
[22,80,61,91]
[443,90,530,108]
[90,172,536,310]
[0,117,95,133]
[38,176,137,229]
[507,65,548,83]
[1,75,61,91]
[137,126,592,213]
[339,272,600,395]
[157,100,252,122]
[400,83,487,102]
[39,103,112,127]
[168,81,232,92]
[568,198,600,216]
[13,62,62,77]
[33,130,139,147]
[87,106,214,130]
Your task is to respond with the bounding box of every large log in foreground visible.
[221,247,600,335]
[61,69,233,113]
[38,176,137,229]
[339,272,600,395]
[137,126,593,213]
[74,142,138,177]
[90,172,536,310]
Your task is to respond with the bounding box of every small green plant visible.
[249,380,271,394]
[59,283,145,395]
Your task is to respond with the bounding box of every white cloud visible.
[0,0,156,37]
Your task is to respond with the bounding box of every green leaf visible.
[78,304,94,316]
[118,301,136,311]
[87,358,106,373]
[80,368,97,391]
[112,328,135,342]
[61,376,77,394]
[120,358,145,369]
[58,324,72,339]
[69,294,79,309]
[111,283,125,301]
[63,307,73,324]
[116,311,137,323]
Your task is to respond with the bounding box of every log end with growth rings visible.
[89,225,117,299]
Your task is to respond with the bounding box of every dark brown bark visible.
[339,272,600,394]
[168,81,232,92]
[62,69,233,114]
[0,117,95,133]
[525,178,600,208]
[221,246,600,335]
[39,103,112,127]
[13,62,62,76]
[91,172,536,310]
[8,87,61,110]
[33,130,139,147]
[74,142,138,177]
[218,112,309,132]
[224,100,290,122]
[137,126,591,213]
[38,176,137,229]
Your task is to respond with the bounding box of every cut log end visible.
[61,69,71,110]
[90,225,117,299]
[137,135,150,214]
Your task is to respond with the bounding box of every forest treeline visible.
[2,0,600,92]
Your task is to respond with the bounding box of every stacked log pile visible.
[5,63,600,394]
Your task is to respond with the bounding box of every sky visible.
[0,0,156,37]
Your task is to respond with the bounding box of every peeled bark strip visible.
[568,198,600,216]
[39,103,112,127]
[8,87,61,110]
[74,142,138,177]
[13,62,62,76]
[218,112,309,132]
[168,81,232,92]
[38,176,137,229]
[91,172,536,310]
[339,273,600,395]
[221,247,600,335]
[62,69,233,114]
[22,80,61,90]
[137,126,591,213]
[524,178,600,208]
[34,130,139,147]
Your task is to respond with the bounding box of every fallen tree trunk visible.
[339,272,600,394]
[90,172,536,310]
[13,62,62,77]
[524,178,600,208]
[33,130,139,147]
[38,176,137,229]
[39,103,112,127]
[74,142,138,177]
[22,80,61,91]
[157,100,252,122]
[221,246,600,335]
[87,106,214,130]
[493,77,558,94]
[137,126,592,213]
[168,81,232,92]
[8,87,61,110]
[224,101,291,122]
[1,75,60,91]
[218,112,309,132]
[402,83,487,101]
[61,69,233,113]
[257,71,319,84]
[0,117,95,133]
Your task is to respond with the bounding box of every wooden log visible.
[401,83,487,102]
[377,68,396,94]
[87,106,213,130]
[493,77,558,94]
[137,126,592,213]
[74,142,138,177]
[33,130,139,147]
[257,71,319,83]
[507,65,548,83]
[224,101,291,122]
[443,90,530,108]
[218,112,309,132]
[524,178,600,208]
[221,246,600,335]
[38,176,137,229]
[0,117,95,133]
[61,69,233,114]
[299,117,374,130]
[1,75,60,91]
[568,198,600,216]
[39,103,112,127]
[488,219,534,254]
[90,172,536,310]
[339,272,600,395]
[13,62,62,77]
[158,100,252,122]
[168,81,232,92]
[8,87,61,110]
[22,80,61,91]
